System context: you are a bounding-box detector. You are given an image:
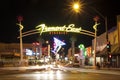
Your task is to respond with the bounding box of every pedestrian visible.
[96,62,100,69]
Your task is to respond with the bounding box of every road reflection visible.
[0,69,120,80]
[32,70,62,80]
[13,70,64,80]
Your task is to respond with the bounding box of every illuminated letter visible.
[36,24,46,35]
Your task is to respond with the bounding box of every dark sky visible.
[0,0,120,49]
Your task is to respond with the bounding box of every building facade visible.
[0,43,33,67]
[92,15,120,68]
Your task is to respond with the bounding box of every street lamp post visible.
[17,16,24,66]
[46,41,50,56]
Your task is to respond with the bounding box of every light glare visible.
[73,2,80,13]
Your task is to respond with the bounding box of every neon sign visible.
[52,37,66,53]
[36,24,82,35]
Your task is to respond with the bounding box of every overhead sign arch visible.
[35,23,99,37]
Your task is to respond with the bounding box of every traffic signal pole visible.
[107,41,111,62]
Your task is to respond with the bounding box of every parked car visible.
[73,55,80,67]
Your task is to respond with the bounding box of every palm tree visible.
[70,35,77,60]
[36,36,44,59]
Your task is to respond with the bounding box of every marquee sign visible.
[36,24,82,35]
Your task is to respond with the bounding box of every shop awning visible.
[96,44,120,57]
[111,44,120,55]
[0,52,20,57]
[96,47,107,57]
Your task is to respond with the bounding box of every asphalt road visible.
[0,69,120,80]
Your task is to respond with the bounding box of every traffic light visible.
[108,53,112,62]
[109,54,112,58]
[107,41,111,52]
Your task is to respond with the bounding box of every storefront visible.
[96,44,120,68]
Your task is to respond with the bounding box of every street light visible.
[46,41,50,57]
[72,2,80,13]
[45,41,51,64]
[70,0,84,14]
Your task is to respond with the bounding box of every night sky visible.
[0,0,120,49]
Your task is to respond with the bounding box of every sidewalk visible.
[63,63,120,71]
[84,66,120,71]
[60,66,120,75]
[60,64,120,75]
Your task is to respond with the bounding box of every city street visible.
[0,1,120,80]
[0,66,120,80]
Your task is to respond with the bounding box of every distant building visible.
[0,43,34,67]
[0,43,33,59]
